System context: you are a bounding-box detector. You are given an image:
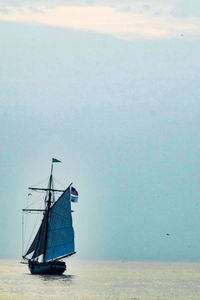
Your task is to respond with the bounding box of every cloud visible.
[143,5,151,11]
[0,2,200,40]
[116,7,133,13]
[0,7,10,14]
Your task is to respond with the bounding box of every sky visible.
[0,0,200,261]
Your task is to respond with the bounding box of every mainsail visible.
[24,186,75,261]
[45,187,75,261]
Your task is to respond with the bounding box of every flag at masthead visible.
[52,158,61,163]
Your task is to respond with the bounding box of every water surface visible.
[0,259,200,299]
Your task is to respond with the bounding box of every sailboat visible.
[22,158,78,275]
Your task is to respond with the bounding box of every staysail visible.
[24,213,47,258]
[24,186,75,261]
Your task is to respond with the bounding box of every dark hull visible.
[28,260,66,275]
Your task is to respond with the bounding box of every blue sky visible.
[0,1,200,260]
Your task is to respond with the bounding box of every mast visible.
[43,162,53,261]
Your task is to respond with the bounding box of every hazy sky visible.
[0,1,200,261]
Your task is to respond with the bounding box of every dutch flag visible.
[71,187,78,202]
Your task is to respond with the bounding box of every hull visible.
[28,260,66,275]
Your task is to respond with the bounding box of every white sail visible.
[44,186,75,261]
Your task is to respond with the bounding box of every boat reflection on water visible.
[39,274,75,285]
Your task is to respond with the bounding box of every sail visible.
[44,186,75,261]
[24,213,47,259]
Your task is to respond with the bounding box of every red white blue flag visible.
[71,187,78,202]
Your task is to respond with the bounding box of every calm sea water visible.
[0,259,200,300]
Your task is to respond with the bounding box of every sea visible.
[1,259,200,300]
